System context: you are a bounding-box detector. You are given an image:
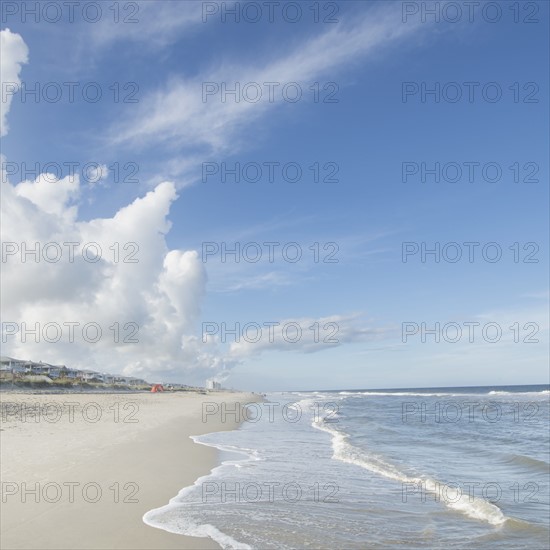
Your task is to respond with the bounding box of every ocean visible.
[144,385,550,549]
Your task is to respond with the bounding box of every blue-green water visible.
[145,385,549,549]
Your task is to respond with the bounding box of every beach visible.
[0,391,259,550]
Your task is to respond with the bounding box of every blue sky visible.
[1,1,548,390]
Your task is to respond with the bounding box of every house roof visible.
[0,356,25,363]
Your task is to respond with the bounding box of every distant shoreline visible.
[0,386,214,394]
[0,379,234,395]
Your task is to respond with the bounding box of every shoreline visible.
[0,391,261,549]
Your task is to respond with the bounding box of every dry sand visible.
[0,391,260,549]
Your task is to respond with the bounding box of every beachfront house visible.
[40,364,62,378]
[1,356,151,387]
[26,362,48,376]
[1,358,67,380]
[0,356,28,375]
[80,370,103,382]
[62,368,80,379]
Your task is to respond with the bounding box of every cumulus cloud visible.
[13,172,80,221]
[0,27,402,386]
[0,28,29,136]
[0,22,216,383]
[1,168,217,383]
[0,21,237,384]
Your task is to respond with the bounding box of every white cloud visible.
[1,168,216,383]
[0,29,29,136]
[14,172,80,221]
[108,5,422,163]
[85,163,109,187]
[11,15,505,389]
[0,26,393,386]
[227,314,392,359]
[85,1,211,50]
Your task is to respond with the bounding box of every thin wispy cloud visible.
[226,314,393,359]
[85,1,211,50]
[107,5,424,165]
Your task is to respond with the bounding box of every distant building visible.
[0,356,28,375]
[63,368,80,379]
[0,358,77,379]
[81,370,103,382]
[1,356,152,387]
[39,364,62,378]
[206,379,222,390]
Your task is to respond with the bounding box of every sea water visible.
[144,385,549,549]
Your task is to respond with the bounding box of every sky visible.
[0,1,548,391]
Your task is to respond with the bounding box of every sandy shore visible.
[0,391,260,549]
